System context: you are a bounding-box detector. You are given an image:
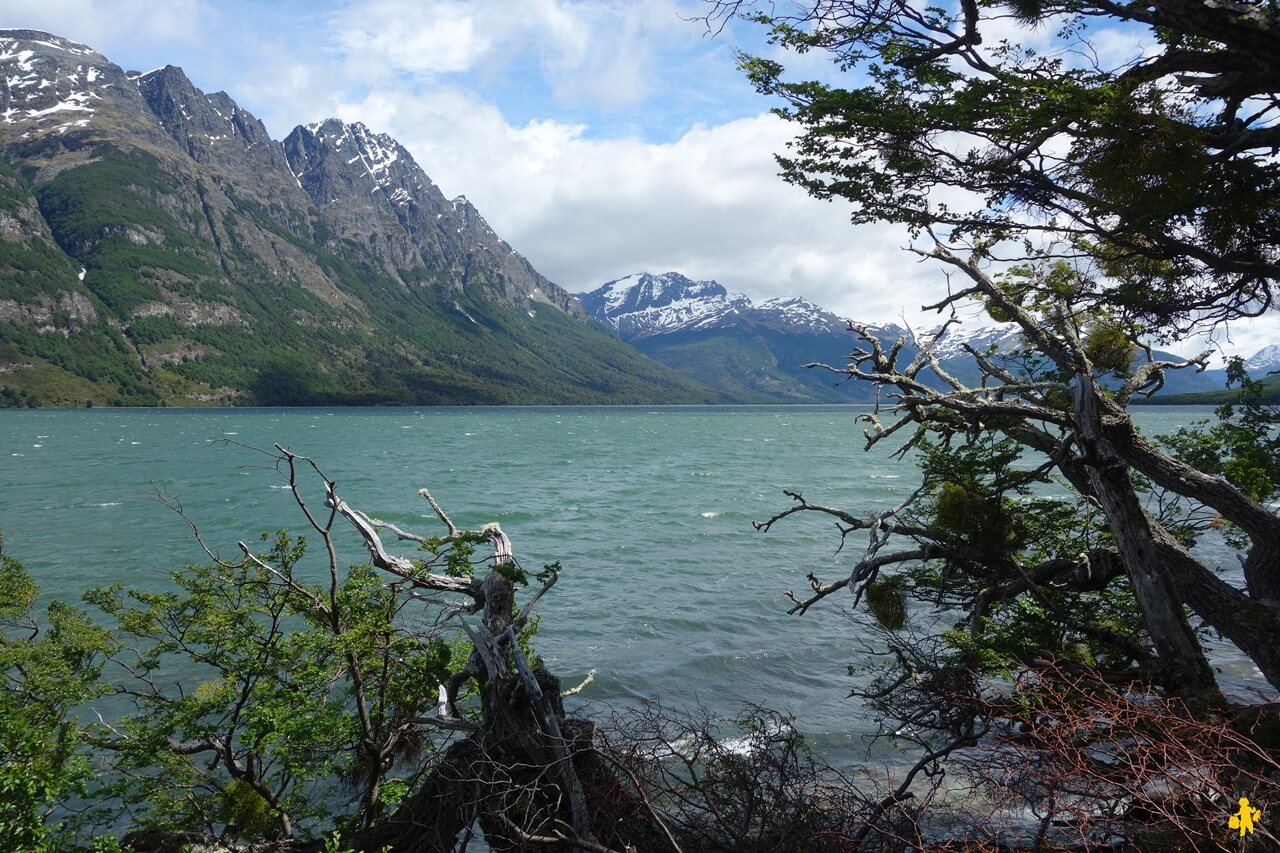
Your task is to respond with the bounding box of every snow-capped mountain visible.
[577,272,848,341]
[754,296,849,334]
[576,271,1279,403]
[577,272,753,339]
[280,118,583,315]
[927,324,1024,361]
[1245,344,1280,375]
[575,273,885,402]
[1,32,114,135]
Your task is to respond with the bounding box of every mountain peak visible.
[756,296,848,333]
[0,30,115,136]
[280,118,584,315]
[284,118,428,212]
[576,272,750,339]
[0,29,101,59]
[130,62,298,201]
[1246,344,1280,374]
[576,272,861,339]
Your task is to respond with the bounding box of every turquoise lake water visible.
[0,404,1256,769]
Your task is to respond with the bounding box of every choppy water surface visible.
[0,405,1248,769]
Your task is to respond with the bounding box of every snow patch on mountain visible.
[1245,344,1280,375]
[353,124,398,173]
[926,323,1023,360]
[577,272,754,339]
[578,271,1033,355]
[0,31,109,135]
[757,296,847,334]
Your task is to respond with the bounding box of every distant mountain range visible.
[576,272,880,401]
[0,30,714,406]
[576,272,1278,403]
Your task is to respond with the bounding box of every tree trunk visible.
[1013,401,1280,691]
[1073,378,1222,704]
[352,568,610,852]
[1104,400,1280,607]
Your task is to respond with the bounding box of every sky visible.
[1,0,1275,358]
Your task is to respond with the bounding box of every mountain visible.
[1245,345,1280,376]
[577,272,1273,403]
[577,272,755,339]
[577,272,884,402]
[0,31,715,407]
[1133,345,1280,405]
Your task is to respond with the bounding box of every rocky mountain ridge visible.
[0,30,709,406]
[576,272,884,402]
[579,272,846,339]
[1245,344,1280,375]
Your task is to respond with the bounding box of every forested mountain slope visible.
[0,31,715,406]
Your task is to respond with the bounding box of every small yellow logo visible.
[1229,796,1261,837]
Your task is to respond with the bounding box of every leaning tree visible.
[706,0,1280,844]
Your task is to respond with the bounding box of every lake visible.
[0,404,1256,771]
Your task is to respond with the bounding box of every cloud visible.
[331,80,932,322]
[293,1,941,324]
[326,0,699,110]
[0,0,213,54]
[332,0,493,76]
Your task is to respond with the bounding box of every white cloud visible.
[0,0,212,54]
[331,82,933,321]
[332,0,493,76]
[327,0,698,109]
[1173,314,1280,364]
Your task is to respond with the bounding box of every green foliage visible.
[0,164,85,303]
[0,534,114,850]
[921,436,1030,560]
[36,149,223,316]
[1159,361,1280,547]
[1163,362,1280,501]
[904,432,1140,677]
[88,835,132,853]
[85,532,459,841]
[864,576,908,630]
[375,778,410,813]
[322,830,356,853]
[421,531,484,579]
[0,322,150,399]
[733,0,1279,325]
[223,778,276,837]
[1083,318,1136,377]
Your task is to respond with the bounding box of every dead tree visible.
[238,445,670,853]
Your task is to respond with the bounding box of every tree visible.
[0,532,114,850]
[708,0,1279,330]
[709,0,1280,843]
[71,445,675,853]
[85,529,457,842]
